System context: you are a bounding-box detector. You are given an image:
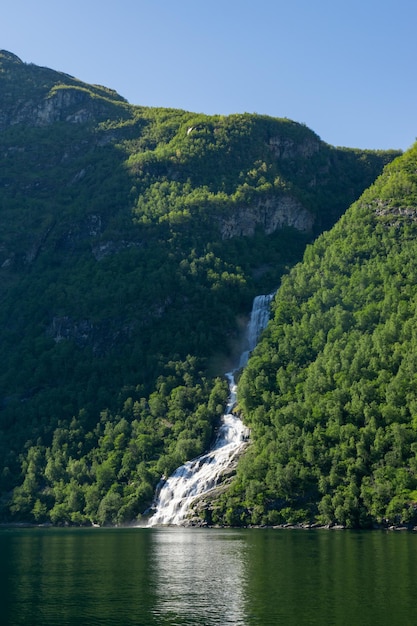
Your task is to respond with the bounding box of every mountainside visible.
[0,50,399,525]
[209,142,417,528]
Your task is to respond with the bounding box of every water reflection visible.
[243,529,417,625]
[2,527,417,625]
[0,528,154,626]
[150,528,249,625]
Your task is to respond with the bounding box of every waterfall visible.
[146,292,274,527]
[238,293,274,369]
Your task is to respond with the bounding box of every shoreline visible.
[1,520,416,532]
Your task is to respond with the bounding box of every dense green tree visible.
[211,143,417,528]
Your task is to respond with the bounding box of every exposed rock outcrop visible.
[268,134,321,159]
[2,86,121,129]
[46,316,135,354]
[217,194,314,239]
[0,50,127,130]
[92,240,143,261]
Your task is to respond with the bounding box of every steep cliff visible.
[0,50,127,129]
[218,195,314,239]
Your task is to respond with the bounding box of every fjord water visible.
[148,293,274,526]
[1,527,417,625]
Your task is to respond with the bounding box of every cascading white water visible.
[146,292,274,527]
[238,293,274,369]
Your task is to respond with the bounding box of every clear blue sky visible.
[2,0,416,150]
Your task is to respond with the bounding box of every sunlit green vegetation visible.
[211,143,417,528]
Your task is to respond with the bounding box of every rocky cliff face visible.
[0,84,127,129]
[0,50,127,130]
[268,134,321,160]
[217,194,314,239]
[46,315,135,354]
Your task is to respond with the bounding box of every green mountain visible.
[0,50,399,525]
[211,142,417,529]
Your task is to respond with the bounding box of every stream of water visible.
[147,293,274,526]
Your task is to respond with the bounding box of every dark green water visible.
[0,527,416,625]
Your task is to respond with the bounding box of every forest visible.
[0,50,406,526]
[212,143,417,528]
